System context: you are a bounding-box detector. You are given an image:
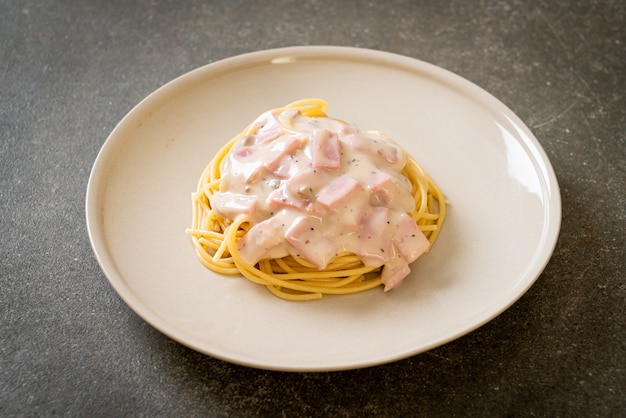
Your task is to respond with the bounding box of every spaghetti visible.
[186,99,445,301]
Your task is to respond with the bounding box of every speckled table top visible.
[1,1,624,416]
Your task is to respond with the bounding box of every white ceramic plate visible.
[86,46,561,371]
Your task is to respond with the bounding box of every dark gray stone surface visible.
[1,0,624,416]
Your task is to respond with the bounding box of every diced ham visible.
[253,112,281,143]
[229,135,302,182]
[314,174,366,230]
[392,213,430,263]
[272,162,291,178]
[366,170,415,213]
[316,175,361,210]
[380,256,411,291]
[345,133,406,170]
[237,216,285,265]
[310,129,341,169]
[267,187,307,211]
[225,144,264,184]
[357,206,393,265]
[366,170,394,205]
[233,146,253,158]
[262,136,302,172]
[334,197,366,231]
[375,142,402,165]
[209,192,258,220]
[278,108,299,126]
[304,202,325,216]
[284,216,336,270]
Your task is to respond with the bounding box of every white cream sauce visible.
[211,108,430,290]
